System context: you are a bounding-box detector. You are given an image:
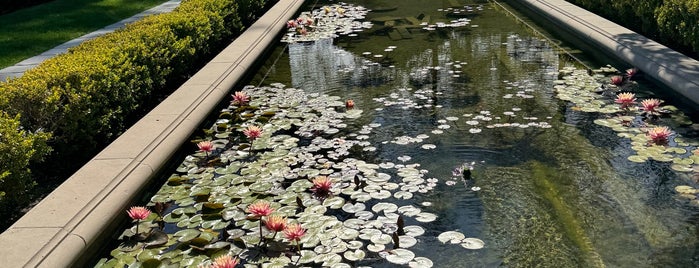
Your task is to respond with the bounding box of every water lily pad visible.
[372,202,398,213]
[460,238,485,249]
[415,212,438,222]
[342,203,366,213]
[343,249,366,261]
[409,257,434,268]
[385,248,415,265]
[437,231,465,244]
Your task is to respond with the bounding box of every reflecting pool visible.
[98,0,699,267]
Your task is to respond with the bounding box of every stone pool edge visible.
[513,0,699,105]
[0,0,304,267]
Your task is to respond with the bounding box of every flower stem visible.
[258,218,264,247]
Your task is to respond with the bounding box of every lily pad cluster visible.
[96,83,483,267]
[282,4,372,43]
[554,66,699,172]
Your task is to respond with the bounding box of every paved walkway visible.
[0,0,181,81]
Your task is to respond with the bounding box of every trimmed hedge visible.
[0,112,50,207]
[0,0,271,219]
[564,0,699,58]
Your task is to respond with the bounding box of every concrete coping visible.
[516,0,699,106]
[0,0,304,267]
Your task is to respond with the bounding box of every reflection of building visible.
[288,38,393,92]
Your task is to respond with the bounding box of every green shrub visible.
[0,0,270,220]
[655,0,699,53]
[564,0,698,57]
[0,112,51,204]
[0,0,261,160]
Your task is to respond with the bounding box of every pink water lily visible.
[346,99,355,109]
[610,75,624,86]
[614,92,636,109]
[127,206,151,221]
[243,125,262,141]
[127,206,151,235]
[265,214,287,235]
[197,140,214,158]
[641,98,662,114]
[210,255,239,268]
[311,176,333,197]
[231,91,250,106]
[626,67,638,78]
[647,126,672,145]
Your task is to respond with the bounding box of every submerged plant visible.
[452,162,475,180]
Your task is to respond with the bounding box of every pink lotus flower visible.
[641,98,662,114]
[286,20,297,28]
[247,200,273,218]
[610,75,624,86]
[647,126,672,145]
[231,91,250,106]
[127,206,151,221]
[210,255,239,268]
[345,99,355,109]
[626,67,638,78]
[614,92,636,109]
[305,17,314,26]
[197,140,214,153]
[265,214,287,233]
[243,125,262,141]
[283,223,306,242]
[311,176,332,197]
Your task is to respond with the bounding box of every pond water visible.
[97,0,699,267]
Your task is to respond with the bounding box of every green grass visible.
[0,0,167,69]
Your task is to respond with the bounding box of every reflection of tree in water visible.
[288,38,394,92]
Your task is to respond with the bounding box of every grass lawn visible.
[0,0,167,69]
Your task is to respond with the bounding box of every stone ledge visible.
[517,0,699,106]
[0,0,304,267]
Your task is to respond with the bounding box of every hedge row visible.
[0,0,270,210]
[565,0,698,57]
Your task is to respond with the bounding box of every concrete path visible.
[0,0,182,81]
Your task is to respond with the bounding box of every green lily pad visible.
[437,231,465,244]
[460,238,485,249]
[385,248,415,265]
